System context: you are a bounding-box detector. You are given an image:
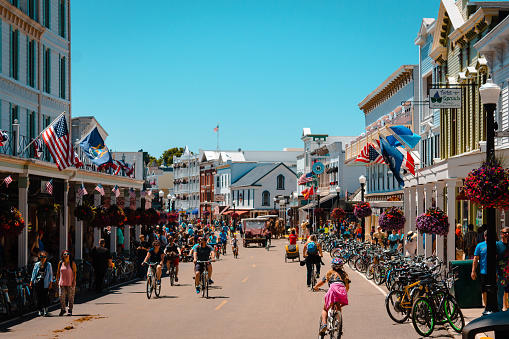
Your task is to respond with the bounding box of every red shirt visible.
[288,234,297,245]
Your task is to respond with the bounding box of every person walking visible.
[463,224,477,259]
[30,251,53,316]
[55,250,77,316]
[90,239,112,293]
[497,227,509,311]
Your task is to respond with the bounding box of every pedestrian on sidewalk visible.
[30,251,53,316]
[56,250,77,316]
[497,226,509,311]
[90,239,112,293]
[463,224,477,259]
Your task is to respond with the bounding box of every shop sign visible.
[214,194,225,202]
[429,89,462,109]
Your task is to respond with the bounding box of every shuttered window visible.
[44,47,51,93]
[59,55,66,99]
[28,38,36,87]
[10,27,19,80]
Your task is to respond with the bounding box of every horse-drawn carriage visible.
[261,215,285,239]
[242,218,269,247]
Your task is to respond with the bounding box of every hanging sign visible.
[312,162,324,175]
[429,89,462,109]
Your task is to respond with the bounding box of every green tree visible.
[159,147,185,166]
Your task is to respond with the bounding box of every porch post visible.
[416,185,424,255]
[403,187,411,236]
[94,191,101,246]
[60,180,69,253]
[17,174,29,268]
[435,181,445,262]
[110,189,117,254]
[135,190,142,239]
[75,193,83,261]
[424,183,434,257]
[123,189,131,254]
[446,180,458,265]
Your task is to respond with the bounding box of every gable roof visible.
[231,163,296,188]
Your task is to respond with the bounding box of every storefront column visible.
[75,194,83,261]
[424,183,434,257]
[94,192,101,246]
[124,189,130,254]
[435,181,445,262]
[404,187,411,236]
[110,190,117,254]
[446,180,458,265]
[416,185,424,255]
[17,174,29,268]
[135,190,141,239]
[409,186,416,232]
[60,181,69,253]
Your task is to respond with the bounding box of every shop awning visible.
[223,210,233,215]
[214,205,229,215]
[237,210,250,215]
[192,208,199,215]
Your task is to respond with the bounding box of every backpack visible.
[307,241,317,254]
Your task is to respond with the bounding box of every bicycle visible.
[232,245,238,258]
[318,302,343,339]
[222,242,227,255]
[213,244,221,260]
[10,268,35,317]
[143,262,161,299]
[310,262,319,291]
[0,271,12,318]
[196,260,210,299]
[168,261,176,286]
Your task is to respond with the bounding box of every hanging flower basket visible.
[463,158,509,209]
[148,208,160,225]
[168,213,178,222]
[231,212,239,219]
[415,207,449,236]
[379,207,406,232]
[74,204,95,222]
[108,204,127,227]
[36,203,59,222]
[91,206,110,229]
[314,208,326,216]
[0,206,26,238]
[124,208,140,225]
[138,208,152,226]
[331,208,346,220]
[203,210,210,217]
[159,212,168,224]
[354,201,372,219]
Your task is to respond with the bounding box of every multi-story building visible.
[172,151,200,216]
[405,0,509,264]
[344,65,418,235]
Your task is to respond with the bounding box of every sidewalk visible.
[452,308,495,339]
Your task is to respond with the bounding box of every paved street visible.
[1,239,466,338]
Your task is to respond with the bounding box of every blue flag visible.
[387,125,421,149]
[79,127,112,167]
[380,137,404,186]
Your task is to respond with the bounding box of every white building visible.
[173,152,200,215]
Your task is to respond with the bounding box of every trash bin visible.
[450,260,483,308]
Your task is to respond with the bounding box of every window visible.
[28,38,36,87]
[262,191,270,206]
[216,176,220,188]
[28,110,36,139]
[277,175,285,190]
[59,55,66,98]
[27,0,38,20]
[44,47,51,93]
[59,0,66,38]
[10,27,19,80]
[44,0,50,28]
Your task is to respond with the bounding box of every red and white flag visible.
[41,114,74,170]
[46,179,53,195]
[354,144,370,163]
[402,150,415,175]
[4,176,12,187]
[74,152,84,168]
[33,138,44,158]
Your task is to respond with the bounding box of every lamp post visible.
[280,199,287,228]
[232,199,237,224]
[335,186,341,208]
[359,175,366,242]
[316,189,321,230]
[479,78,501,314]
[158,190,164,211]
[273,197,277,211]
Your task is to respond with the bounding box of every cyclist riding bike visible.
[164,237,181,282]
[313,258,351,335]
[231,234,239,255]
[143,241,165,285]
[193,237,216,294]
[303,234,323,287]
[219,230,228,253]
[208,233,219,251]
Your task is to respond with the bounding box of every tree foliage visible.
[159,147,185,166]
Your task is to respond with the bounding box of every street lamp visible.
[479,78,501,314]
[359,174,366,241]
[171,195,176,212]
[273,197,277,210]
[335,186,341,208]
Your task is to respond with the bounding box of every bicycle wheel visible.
[373,266,382,285]
[385,290,410,323]
[154,279,161,298]
[347,255,358,270]
[146,276,153,299]
[201,274,206,298]
[329,310,343,339]
[16,290,25,317]
[170,268,175,286]
[330,248,341,258]
[311,266,317,288]
[318,316,325,339]
[365,263,374,280]
[443,297,464,333]
[411,297,435,337]
[429,290,447,325]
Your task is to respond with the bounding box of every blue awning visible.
[192,208,199,215]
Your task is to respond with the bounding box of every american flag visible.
[129,188,136,199]
[354,144,370,163]
[0,130,9,146]
[298,172,313,185]
[33,138,43,158]
[214,124,219,132]
[95,183,105,196]
[4,175,12,187]
[41,114,74,170]
[112,185,120,198]
[46,179,53,195]
[368,144,385,164]
[77,183,88,197]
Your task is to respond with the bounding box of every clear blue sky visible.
[71,0,440,158]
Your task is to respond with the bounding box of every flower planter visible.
[354,201,372,219]
[463,158,509,209]
[416,207,449,236]
[74,204,95,222]
[379,207,406,232]
[0,206,26,238]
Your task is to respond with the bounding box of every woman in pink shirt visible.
[56,250,77,316]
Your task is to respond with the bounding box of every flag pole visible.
[216,122,220,151]
[20,111,66,155]
[379,134,419,180]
